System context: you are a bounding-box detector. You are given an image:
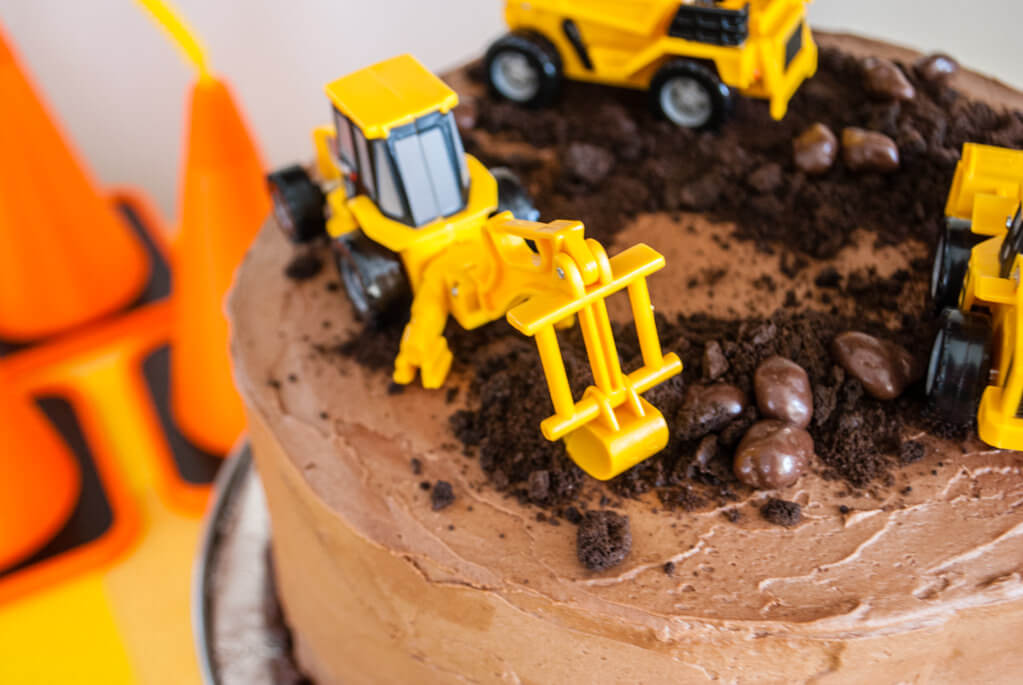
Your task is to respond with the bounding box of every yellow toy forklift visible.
[485,0,817,129]
[267,55,681,480]
[928,143,1023,449]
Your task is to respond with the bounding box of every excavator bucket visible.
[506,239,681,480]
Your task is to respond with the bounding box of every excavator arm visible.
[495,217,681,480]
[391,214,681,480]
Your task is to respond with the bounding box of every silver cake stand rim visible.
[193,441,279,685]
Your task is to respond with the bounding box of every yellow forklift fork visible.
[505,222,681,480]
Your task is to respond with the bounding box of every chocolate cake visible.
[228,34,1023,683]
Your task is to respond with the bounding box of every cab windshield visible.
[335,108,470,228]
[379,111,469,227]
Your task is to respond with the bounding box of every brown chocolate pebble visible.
[702,340,729,381]
[677,383,747,440]
[841,128,900,173]
[831,331,916,400]
[862,57,916,101]
[793,123,838,175]
[914,53,959,84]
[564,142,614,186]
[734,420,813,489]
[577,510,632,571]
[754,356,813,429]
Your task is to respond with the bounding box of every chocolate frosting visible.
[228,34,1023,684]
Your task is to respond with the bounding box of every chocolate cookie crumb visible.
[723,508,741,523]
[563,506,583,525]
[284,252,323,282]
[760,498,802,527]
[664,561,676,575]
[814,267,842,288]
[577,511,632,571]
[387,382,406,395]
[431,481,455,511]
[411,458,423,475]
[900,440,925,464]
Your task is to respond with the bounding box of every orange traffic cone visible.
[0,388,80,571]
[170,76,269,454]
[138,0,270,453]
[0,26,150,341]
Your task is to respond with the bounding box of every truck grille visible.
[669,3,749,47]
[785,22,804,70]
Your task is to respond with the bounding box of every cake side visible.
[231,217,1023,684]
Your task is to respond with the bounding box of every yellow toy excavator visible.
[928,143,1023,450]
[267,55,681,480]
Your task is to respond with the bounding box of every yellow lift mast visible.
[268,55,681,480]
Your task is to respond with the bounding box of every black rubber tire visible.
[332,232,411,327]
[485,32,562,108]
[267,165,326,243]
[650,61,733,130]
[930,217,983,312]
[999,205,1023,278]
[926,308,993,424]
[491,167,540,221]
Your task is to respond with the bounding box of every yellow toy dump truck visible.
[928,142,1023,449]
[485,0,817,129]
[267,55,681,480]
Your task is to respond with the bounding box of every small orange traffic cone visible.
[0,26,150,341]
[138,0,270,453]
[170,76,269,454]
[0,388,81,571]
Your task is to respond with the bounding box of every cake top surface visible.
[229,33,1023,637]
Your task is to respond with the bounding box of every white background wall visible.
[2,1,1021,219]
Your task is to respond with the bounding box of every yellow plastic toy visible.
[267,54,681,480]
[485,0,818,129]
[928,142,1023,449]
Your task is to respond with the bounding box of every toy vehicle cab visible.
[266,54,682,481]
[485,0,818,129]
[928,143,1023,449]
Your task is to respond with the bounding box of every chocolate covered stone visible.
[564,142,615,186]
[677,383,747,440]
[793,123,838,175]
[754,356,813,428]
[841,128,900,173]
[733,420,814,489]
[914,53,959,84]
[831,331,917,400]
[863,57,916,101]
